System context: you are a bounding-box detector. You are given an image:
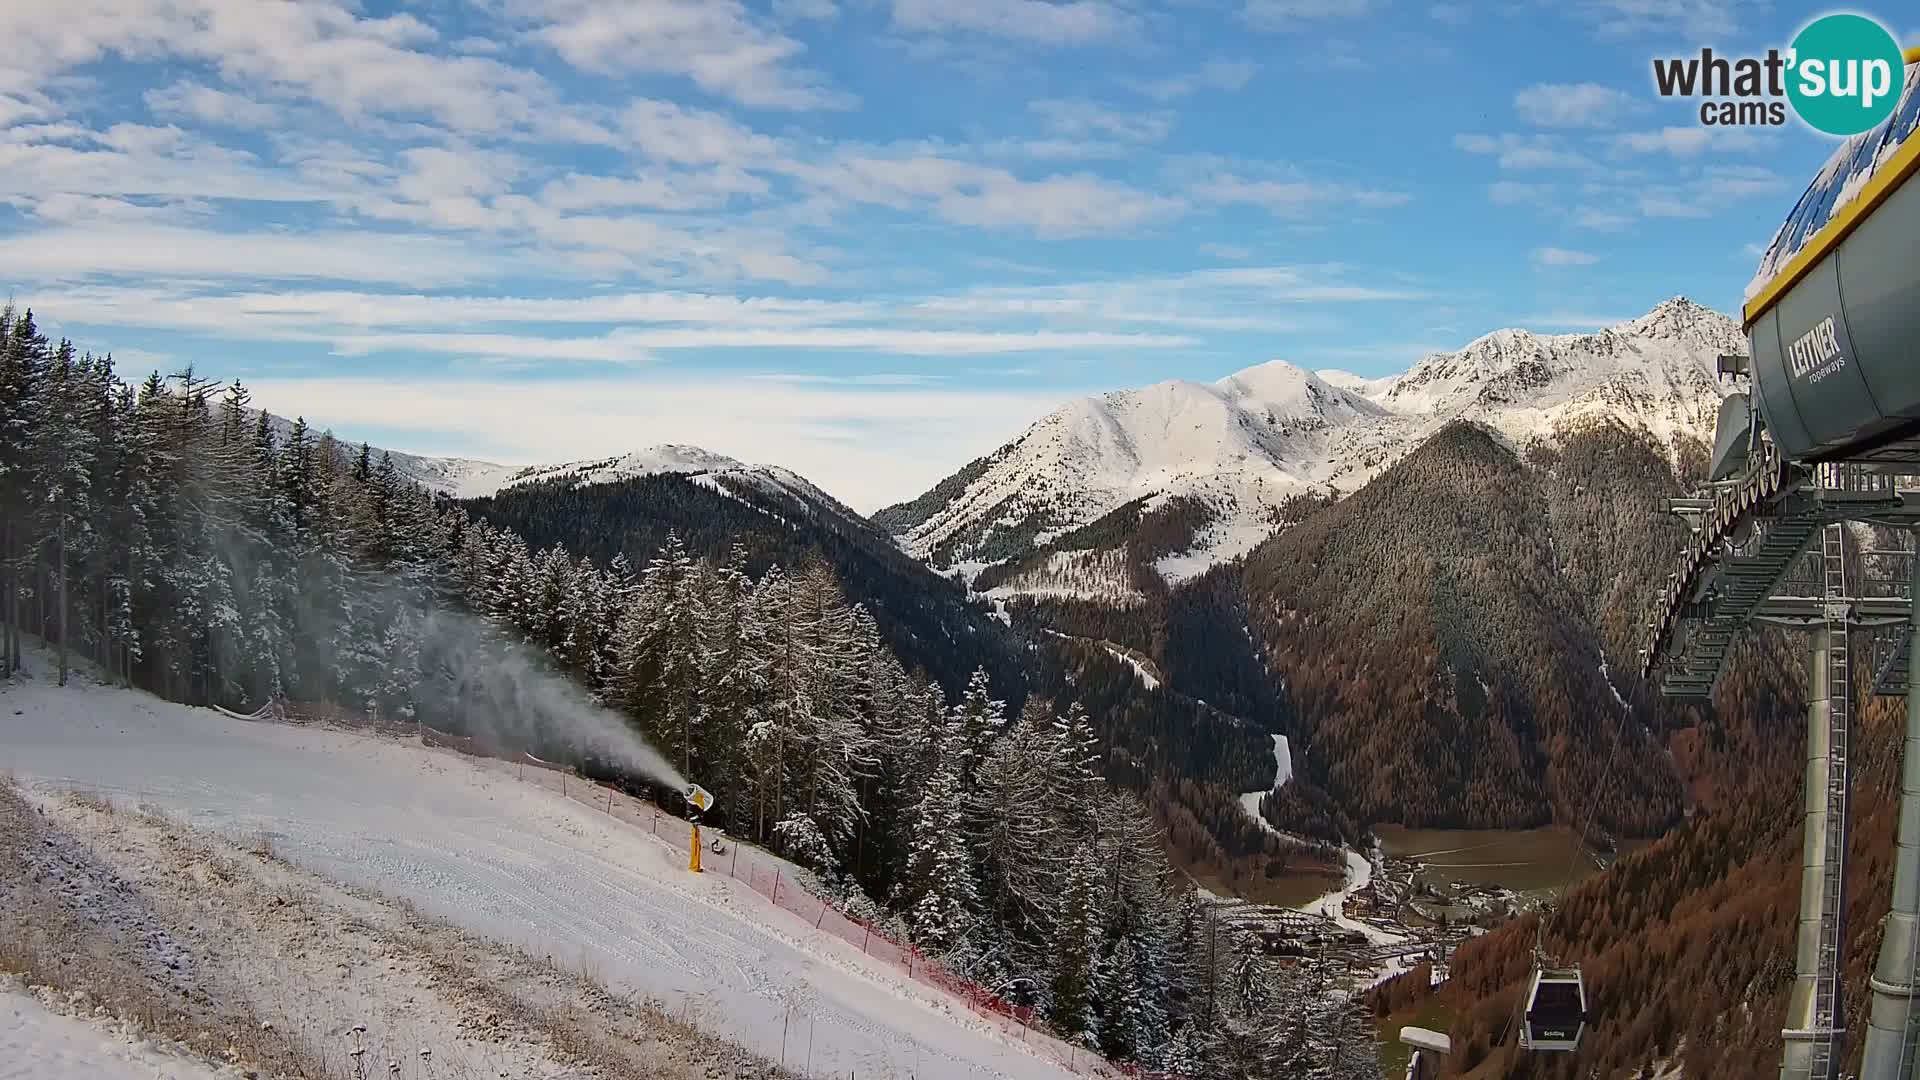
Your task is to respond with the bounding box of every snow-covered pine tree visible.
[0,309,49,676]
[1050,840,1101,1040]
[29,341,99,685]
[972,701,1064,960]
[951,666,1006,787]
[897,703,980,956]
[694,545,762,837]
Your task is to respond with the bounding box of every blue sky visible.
[0,0,1908,508]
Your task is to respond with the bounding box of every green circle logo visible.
[1787,14,1905,136]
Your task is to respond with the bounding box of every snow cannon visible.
[683,783,714,873]
[1731,51,1920,468]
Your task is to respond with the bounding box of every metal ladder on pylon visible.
[1811,521,1854,1080]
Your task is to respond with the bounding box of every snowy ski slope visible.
[3,988,229,1080]
[0,670,1079,1080]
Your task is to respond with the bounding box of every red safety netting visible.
[499,763,1191,1079]
[237,709,1198,1080]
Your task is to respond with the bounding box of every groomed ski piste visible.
[0,650,1085,1080]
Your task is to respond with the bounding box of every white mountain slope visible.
[286,428,851,527]
[879,297,1742,592]
[452,444,868,530]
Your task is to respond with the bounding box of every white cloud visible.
[0,0,581,137]
[1454,133,1592,170]
[143,81,280,127]
[37,286,882,336]
[889,0,1138,44]
[332,326,1192,360]
[1565,0,1754,40]
[0,92,57,126]
[1138,59,1258,101]
[537,171,769,212]
[0,224,539,285]
[1030,99,1173,143]
[773,0,839,19]
[1199,242,1254,260]
[1489,181,1551,205]
[507,0,849,110]
[796,152,1184,236]
[25,266,1409,361]
[241,374,1077,512]
[745,372,942,385]
[1243,0,1378,30]
[621,99,785,167]
[1573,206,1631,230]
[1638,165,1785,218]
[1428,3,1470,23]
[1514,83,1636,128]
[1531,246,1600,267]
[393,146,524,205]
[0,122,343,205]
[1609,126,1772,156]
[1191,173,1410,217]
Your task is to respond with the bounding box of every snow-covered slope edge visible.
[881,297,1740,591]
[0,654,1078,1080]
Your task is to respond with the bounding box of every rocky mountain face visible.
[878,297,1741,598]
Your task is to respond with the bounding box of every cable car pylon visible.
[1864,541,1920,1079]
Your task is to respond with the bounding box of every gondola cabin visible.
[1740,60,1920,467]
[1519,967,1588,1053]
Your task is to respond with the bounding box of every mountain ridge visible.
[879,297,1740,597]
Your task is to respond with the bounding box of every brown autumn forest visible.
[1018,414,1885,1076]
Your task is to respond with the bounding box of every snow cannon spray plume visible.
[405,609,688,792]
[210,526,685,792]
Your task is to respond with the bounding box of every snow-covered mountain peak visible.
[1214,359,1386,422]
[1621,295,1742,345]
[457,444,754,498]
[881,298,1744,596]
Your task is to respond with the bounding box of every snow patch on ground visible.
[0,670,1077,1080]
[1104,645,1160,690]
[1599,658,1629,714]
[1,986,230,1080]
[1233,734,1291,828]
[1299,847,1407,948]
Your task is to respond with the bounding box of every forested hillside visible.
[0,308,1383,1078]
[1439,631,1879,1078]
[466,469,1025,701]
[1013,419,1730,842]
[1239,420,1685,834]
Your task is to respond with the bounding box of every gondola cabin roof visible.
[1741,49,1920,466]
[1747,53,1920,328]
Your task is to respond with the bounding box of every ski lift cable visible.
[1536,663,1629,965]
